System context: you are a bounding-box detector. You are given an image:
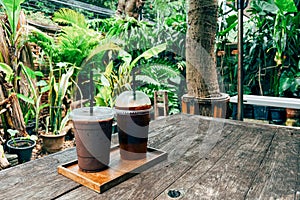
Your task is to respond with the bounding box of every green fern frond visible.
[136,75,161,86]
[146,64,180,78]
[53,8,87,28]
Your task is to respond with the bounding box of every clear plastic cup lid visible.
[70,106,115,121]
[115,91,151,114]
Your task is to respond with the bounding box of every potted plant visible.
[6,129,37,164]
[40,64,74,153]
[0,0,37,136]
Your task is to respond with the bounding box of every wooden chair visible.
[154,90,169,119]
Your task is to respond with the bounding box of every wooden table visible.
[0,114,299,199]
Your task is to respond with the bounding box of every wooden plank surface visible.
[0,148,79,199]
[57,146,167,193]
[0,114,299,199]
[245,127,300,199]
[156,120,278,199]
[56,115,215,199]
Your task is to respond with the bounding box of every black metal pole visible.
[132,69,136,101]
[90,64,94,115]
[237,0,244,121]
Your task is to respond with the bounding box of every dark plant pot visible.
[253,105,269,120]
[26,122,36,135]
[7,138,36,164]
[41,132,66,153]
[232,104,253,120]
[269,107,286,125]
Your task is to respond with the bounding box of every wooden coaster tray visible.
[57,146,167,193]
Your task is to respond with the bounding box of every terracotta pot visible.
[41,132,66,153]
[181,93,230,118]
[285,108,300,127]
[286,108,300,119]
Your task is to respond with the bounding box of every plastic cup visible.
[115,91,152,160]
[70,107,114,172]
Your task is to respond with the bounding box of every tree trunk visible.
[0,72,27,139]
[116,0,144,19]
[186,0,220,98]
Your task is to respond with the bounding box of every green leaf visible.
[101,74,110,87]
[53,8,87,28]
[22,65,36,79]
[119,50,132,68]
[37,80,47,87]
[0,0,25,42]
[226,15,238,26]
[7,129,18,137]
[251,0,279,14]
[34,71,44,77]
[57,66,74,103]
[219,21,238,36]
[17,93,34,104]
[275,0,297,13]
[41,85,50,93]
[136,75,160,86]
[82,41,121,68]
[104,61,113,77]
[0,63,14,81]
[95,96,106,106]
[131,43,167,70]
[20,63,37,99]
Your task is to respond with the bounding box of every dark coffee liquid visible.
[115,104,151,111]
[117,108,150,160]
[73,119,113,172]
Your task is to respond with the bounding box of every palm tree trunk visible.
[186,0,220,98]
[116,0,144,19]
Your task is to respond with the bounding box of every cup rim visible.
[70,106,115,121]
[114,107,152,115]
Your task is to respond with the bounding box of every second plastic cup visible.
[115,91,152,160]
[70,107,114,172]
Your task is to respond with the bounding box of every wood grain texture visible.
[245,127,300,199]
[0,114,299,200]
[57,147,167,193]
[156,122,277,199]
[0,148,79,200]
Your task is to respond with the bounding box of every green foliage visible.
[143,0,186,22]
[0,0,25,44]
[89,13,186,113]
[52,8,103,67]
[53,8,87,28]
[136,62,184,114]
[92,43,167,107]
[247,0,299,96]
[29,8,104,73]
[217,0,300,97]
[279,61,300,97]
[0,0,35,92]
[28,8,110,133]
